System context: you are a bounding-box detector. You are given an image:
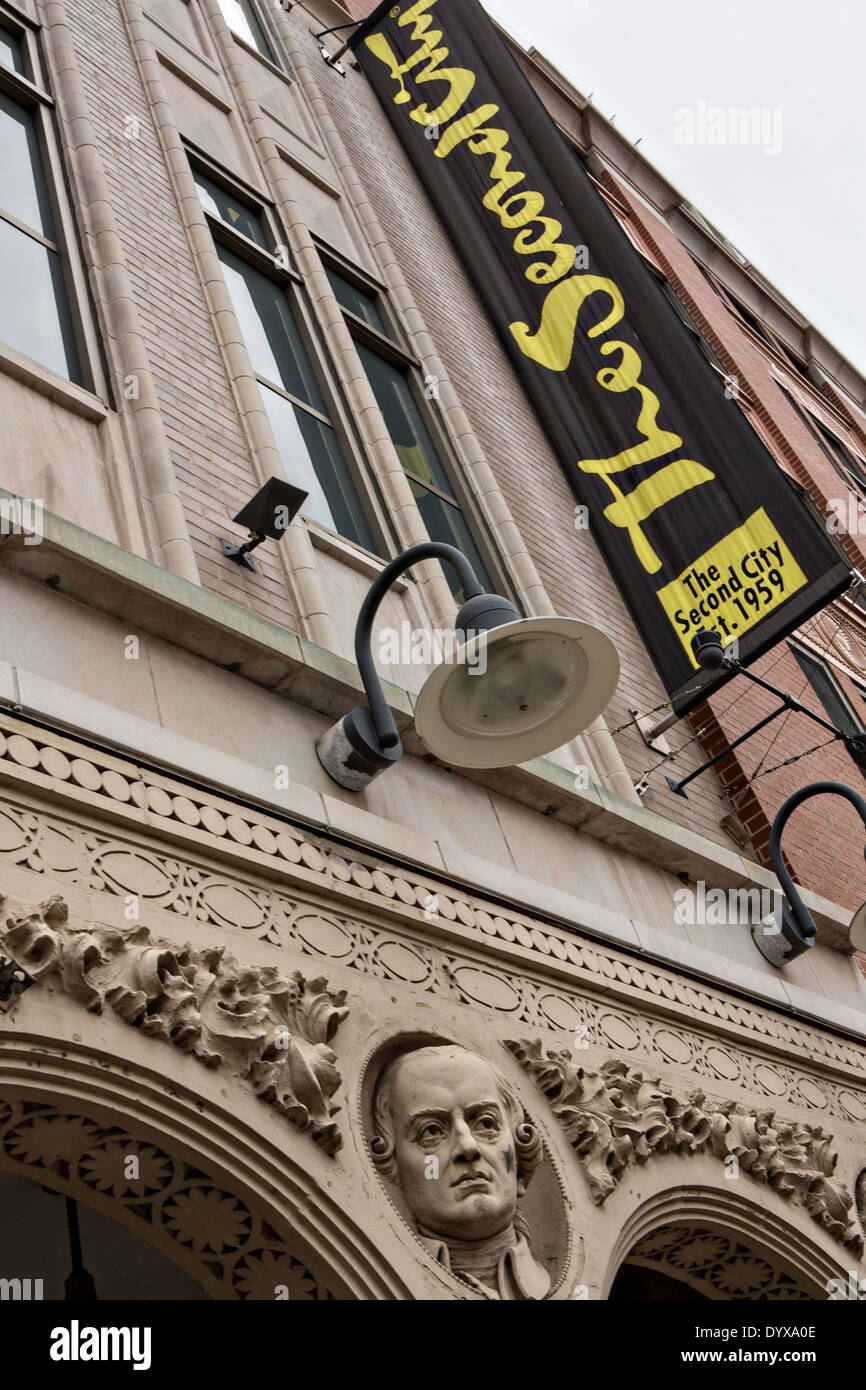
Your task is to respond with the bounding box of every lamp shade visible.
[850,900,866,953]
[414,616,619,769]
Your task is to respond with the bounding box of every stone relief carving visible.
[621,1226,812,1300]
[0,896,348,1153]
[2,793,864,1128]
[506,1041,863,1255]
[1,717,865,1093]
[370,1043,551,1299]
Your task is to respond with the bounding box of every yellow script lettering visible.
[510,275,625,371]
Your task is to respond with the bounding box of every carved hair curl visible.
[371,1045,542,1192]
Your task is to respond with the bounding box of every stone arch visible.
[602,1186,849,1300]
[0,1029,411,1301]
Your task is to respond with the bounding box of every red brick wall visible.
[614,180,866,916]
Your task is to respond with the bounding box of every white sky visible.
[485,0,866,378]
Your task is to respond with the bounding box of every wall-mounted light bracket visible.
[665,630,856,799]
[220,477,308,573]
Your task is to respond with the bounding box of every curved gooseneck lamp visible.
[316,542,620,790]
[753,780,866,965]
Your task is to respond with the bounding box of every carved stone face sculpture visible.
[371,1044,549,1299]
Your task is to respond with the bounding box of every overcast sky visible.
[485,0,865,379]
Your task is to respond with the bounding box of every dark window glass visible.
[192,170,269,249]
[217,246,373,549]
[217,0,276,62]
[0,219,80,380]
[325,268,387,335]
[778,384,866,498]
[808,414,866,490]
[0,92,80,382]
[0,93,55,237]
[726,293,775,346]
[0,24,23,73]
[650,267,724,372]
[791,645,862,737]
[260,386,372,547]
[356,341,492,598]
[220,247,327,409]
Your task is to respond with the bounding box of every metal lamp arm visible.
[355,543,485,751]
[771,780,866,943]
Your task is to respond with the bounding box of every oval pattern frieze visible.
[704,1046,740,1081]
[794,1077,827,1109]
[374,940,430,983]
[450,966,520,1012]
[198,883,265,930]
[753,1063,788,1097]
[653,1028,693,1065]
[0,809,28,853]
[837,1090,866,1122]
[598,1012,641,1050]
[38,826,82,874]
[94,851,172,898]
[538,993,584,1031]
[294,913,354,958]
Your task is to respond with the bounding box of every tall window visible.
[778,383,866,501]
[192,168,374,550]
[0,23,82,383]
[790,643,863,738]
[325,263,494,600]
[216,0,277,64]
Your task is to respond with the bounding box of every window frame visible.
[789,640,865,740]
[187,152,392,556]
[777,381,866,504]
[215,0,286,74]
[0,7,105,396]
[313,235,507,597]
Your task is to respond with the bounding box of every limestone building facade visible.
[0,0,864,1300]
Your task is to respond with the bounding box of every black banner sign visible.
[350,0,851,712]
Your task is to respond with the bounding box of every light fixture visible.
[751,780,866,966]
[221,477,308,571]
[850,900,866,953]
[316,541,620,790]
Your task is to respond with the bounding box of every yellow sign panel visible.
[656,508,808,667]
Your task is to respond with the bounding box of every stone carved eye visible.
[416,1121,445,1145]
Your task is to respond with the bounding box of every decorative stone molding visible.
[0,896,348,1153]
[505,1041,863,1255]
[0,710,864,1089]
[1,786,865,1124]
[0,1094,335,1299]
[622,1225,812,1300]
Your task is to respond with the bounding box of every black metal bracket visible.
[312,22,360,40]
[221,533,264,572]
[0,954,34,1013]
[666,641,856,798]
